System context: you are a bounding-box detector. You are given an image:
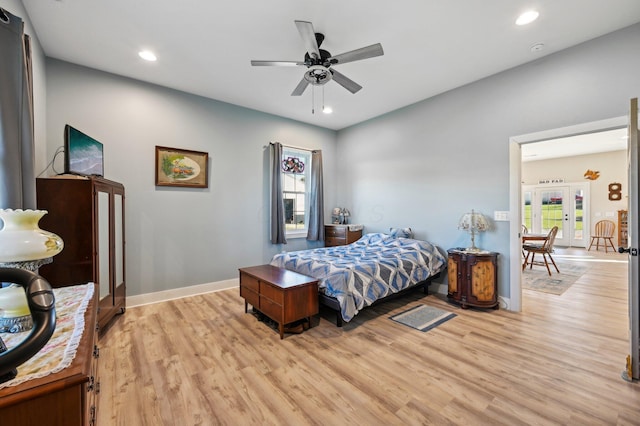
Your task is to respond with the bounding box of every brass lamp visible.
[458,209,489,252]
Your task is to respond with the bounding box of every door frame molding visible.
[509,116,627,312]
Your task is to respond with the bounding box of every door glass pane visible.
[523,190,532,231]
[574,189,584,241]
[540,190,563,238]
[98,191,110,301]
[114,193,124,286]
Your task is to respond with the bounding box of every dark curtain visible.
[270,142,286,244]
[306,150,324,241]
[0,8,36,209]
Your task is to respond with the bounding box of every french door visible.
[522,183,589,247]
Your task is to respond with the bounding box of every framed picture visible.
[155,146,209,188]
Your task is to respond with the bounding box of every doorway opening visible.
[508,117,628,312]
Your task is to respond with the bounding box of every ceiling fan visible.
[251,20,384,96]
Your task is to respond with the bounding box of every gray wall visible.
[337,23,640,297]
[45,60,337,296]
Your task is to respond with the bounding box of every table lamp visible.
[458,209,489,252]
[0,209,63,333]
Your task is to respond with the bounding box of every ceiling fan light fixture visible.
[322,106,333,114]
[304,65,332,86]
[516,10,539,26]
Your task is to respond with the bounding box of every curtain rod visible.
[268,141,314,153]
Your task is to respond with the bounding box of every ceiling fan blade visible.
[329,43,384,65]
[295,20,321,60]
[331,69,362,94]
[251,60,304,67]
[291,77,310,96]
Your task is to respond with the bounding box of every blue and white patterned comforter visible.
[270,233,447,322]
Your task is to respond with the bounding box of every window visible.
[281,148,311,236]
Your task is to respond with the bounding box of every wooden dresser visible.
[239,265,318,339]
[447,249,499,309]
[0,285,100,425]
[324,224,363,247]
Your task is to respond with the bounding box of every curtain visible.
[270,142,287,244]
[0,8,36,209]
[306,150,324,241]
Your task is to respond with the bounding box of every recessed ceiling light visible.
[516,10,539,26]
[322,106,333,114]
[138,50,157,62]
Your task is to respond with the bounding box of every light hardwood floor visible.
[97,248,640,425]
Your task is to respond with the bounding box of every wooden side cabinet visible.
[618,210,628,248]
[447,249,499,309]
[37,176,126,332]
[324,224,363,247]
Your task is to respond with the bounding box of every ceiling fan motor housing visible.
[304,48,332,67]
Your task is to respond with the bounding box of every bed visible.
[270,233,447,326]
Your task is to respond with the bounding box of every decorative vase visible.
[0,209,64,262]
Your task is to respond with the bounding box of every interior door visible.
[623,98,639,381]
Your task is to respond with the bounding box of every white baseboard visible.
[126,279,512,311]
[127,279,239,308]
[431,283,511,310]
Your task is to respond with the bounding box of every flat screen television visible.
[64,125,104,177]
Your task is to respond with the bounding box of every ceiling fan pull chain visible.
[311,85,315,114]
[322,85,325,112]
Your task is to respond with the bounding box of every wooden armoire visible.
[36,175,126,331]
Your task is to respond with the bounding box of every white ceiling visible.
[521,128,628,162]
[18,0,640,131]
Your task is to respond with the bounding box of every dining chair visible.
[521,225,528,258]
[587,219,616,252]
[522,226,560,276]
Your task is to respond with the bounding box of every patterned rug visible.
[522,262,589,295]
[390,304,456,332]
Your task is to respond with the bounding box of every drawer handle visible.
[93,345,100,359]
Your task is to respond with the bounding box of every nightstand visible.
[324,224,363,247]
[447,249,499,309]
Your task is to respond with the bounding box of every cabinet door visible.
[467,256,497,306]
[447,256,460,298]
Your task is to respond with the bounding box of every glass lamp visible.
[0,209,63,333]
[458,209,489,252]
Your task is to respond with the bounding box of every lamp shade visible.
[458,209,489,251]
[0,209,64,263]
[458,210,490,233]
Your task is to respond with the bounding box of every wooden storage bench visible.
[239,265,319,339]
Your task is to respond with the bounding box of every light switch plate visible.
[494,211,510,221]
